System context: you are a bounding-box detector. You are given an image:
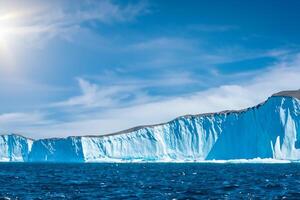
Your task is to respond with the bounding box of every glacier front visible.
[1,90,300,162]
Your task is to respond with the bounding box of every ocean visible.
[0,163,300,199]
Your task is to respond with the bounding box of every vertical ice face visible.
[79,96,300,161]
[271,97,300,159]
[28,137,84,162]
[80,116,223,162]
[0,134,33,162]
[207,97,300,160]
[0,92,300,162]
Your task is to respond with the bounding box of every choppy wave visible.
[1,163,300,199]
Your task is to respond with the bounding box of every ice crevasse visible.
[1,90,300,162]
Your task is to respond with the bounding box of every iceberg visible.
[1,89,300,162]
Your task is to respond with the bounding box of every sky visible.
[0,0,300,138]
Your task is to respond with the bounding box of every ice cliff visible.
[1,90,300,162]
[0,134,33,162]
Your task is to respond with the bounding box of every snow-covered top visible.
[272,89,300,100]
[0,133,34,141]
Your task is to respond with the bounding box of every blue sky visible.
[0,0,300,138]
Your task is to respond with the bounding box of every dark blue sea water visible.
[0,163,300,199]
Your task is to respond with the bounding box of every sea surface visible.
[0,163,300,199]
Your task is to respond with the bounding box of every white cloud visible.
[1,53,300,139]
[53,62,300,138]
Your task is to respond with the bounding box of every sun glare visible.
[0,13,17,46]
[0,12,20,69]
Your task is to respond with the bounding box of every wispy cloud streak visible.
[0,0,148,42]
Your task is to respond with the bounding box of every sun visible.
[0,13,17,47]
[0,12,20,69]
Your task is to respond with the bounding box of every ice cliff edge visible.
[1,89,300,162]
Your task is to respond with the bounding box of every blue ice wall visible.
[28,137,84,162]
[0,134,33,162]
[0,96,300,162]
